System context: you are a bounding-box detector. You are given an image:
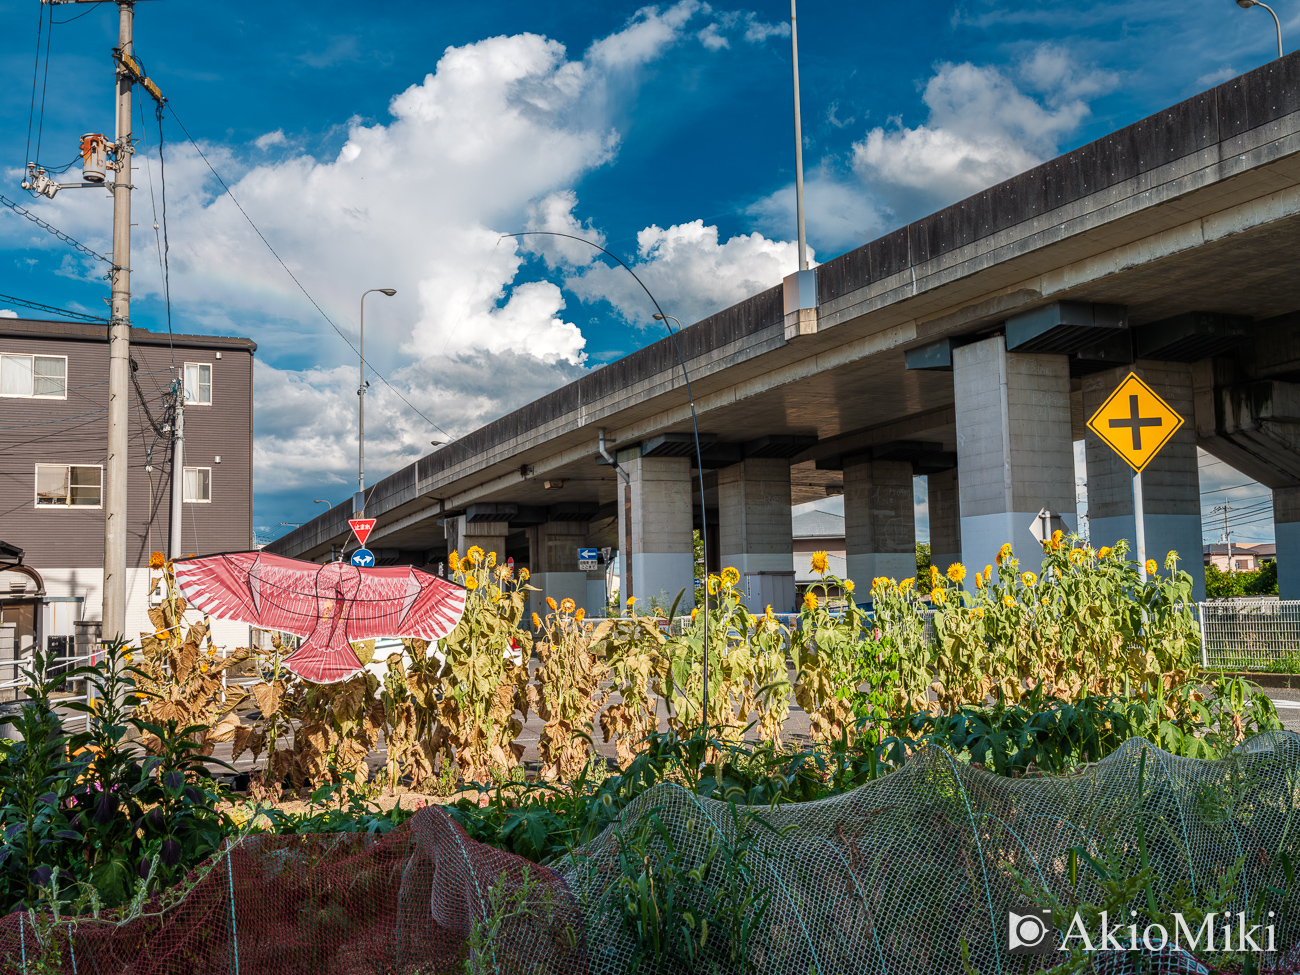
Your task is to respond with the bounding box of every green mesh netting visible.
[2,733,1297,974]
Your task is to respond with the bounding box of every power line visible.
[0,193,114,267]
[0,293,106,322]
[161,104,451,440]
[24,3,46,171]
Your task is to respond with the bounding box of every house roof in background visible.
[793,495,844,540]
[0,317,257,353]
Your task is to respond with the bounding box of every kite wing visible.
[173,551,328,638]
[344,565,467,643]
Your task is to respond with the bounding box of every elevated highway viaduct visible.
[271,52,1300,612]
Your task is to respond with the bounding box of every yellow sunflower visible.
[463,575,478,591]
[803,591,818,612]
[931,587,946,605]
[997,543,1014,566]
[843,578,855,595]
[575,608,585,622]
[531,612,541,629]
[520,567,530,582]
[1022,572,1037,587]
[708,575,721,595]
[721,566,740,587]
[974,571,984,589]
[899,578,915,592]
[809,550,830,574]
[466,545,485,565]
[149,551,165,569]
[1146,559,1158,576]
[486,551,497,568]
[1003,594,1016,608]
[546,596,558,611]
[946,562,967,583]
[560,597,576,614]
[448,551,461,572]
[691,607,699,620]
[765,604,775,620]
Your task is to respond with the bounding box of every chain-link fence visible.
[1199,598,1300,671]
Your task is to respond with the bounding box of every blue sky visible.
[1,0,1291,546]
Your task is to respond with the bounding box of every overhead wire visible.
[0,293,106,322]
[34,0,54,167]
[0,193,114,267]
[24,2,46,170]
[161,104,452,441]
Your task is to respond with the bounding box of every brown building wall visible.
[0,320,254,571]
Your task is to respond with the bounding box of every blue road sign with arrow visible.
[351,548,375,567]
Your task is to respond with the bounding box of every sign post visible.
[577,548,598,571]
[1085,372,1184,583]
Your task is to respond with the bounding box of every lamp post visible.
[1237,0,1284,58]
[358,288,397,514]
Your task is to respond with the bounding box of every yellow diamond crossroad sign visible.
[1086,372,1184,473]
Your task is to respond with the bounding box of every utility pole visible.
[169,381,184,557]
[789,0,808,271]
[103,0,136,643]
[1214,503,1234,572]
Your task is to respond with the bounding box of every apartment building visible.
[0,317,255,658]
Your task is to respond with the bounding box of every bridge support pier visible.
[1275,487,1300,599]
[717,458,796,613]
[445,516,508,568]
[843,456,916,586]
[927,466,963,578]
[953,335,1076,573]
[1083,361,1205,599]
[618,454,695,614]
[527,520,591,619]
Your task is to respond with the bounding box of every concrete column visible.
[618,454,695,613]
[526,520,590,617]
[843,457,916,585]
[444,515,508,566]
[717,458,796,613]
[953,335,1076,572]
[1083,361,1205,599]
[1275,486,1300,599]
[927,467,962,576]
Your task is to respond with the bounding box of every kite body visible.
[173,552,467,683]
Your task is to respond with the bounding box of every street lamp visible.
[1237,0,1284,59]
[358,288,397,513]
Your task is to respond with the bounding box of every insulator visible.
[81,133,107,184]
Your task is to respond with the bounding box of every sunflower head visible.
[520,567,530,582]
[546,596,558,612]
[531,612,541,629]
[932,587,946,605]
[708,575,720,595]
[946,562,967,584]
[1145,559,1158,576]
[997,543,1014,566]
[1098,546,1112,559]
[690,607,699,620]
[560,597,576,615]
[803,591,818,612]
[575,607,585,622]
[1003,594,1015,608]
[765,604,774,620]
[486,551,497,568]
[627,595,636,608]
[843,578,855,595]
[929,565,940,586]
[149,551,166,569]
[1022,571,1037,587]
[899,577,915,592]
[463,575,478,591]
[809,550,830,574]
[974,571,984,589]
[448,551,461,572]
[467,545,485,566]
[721,566,740,587]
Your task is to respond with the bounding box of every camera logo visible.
[1008,908,1057,954]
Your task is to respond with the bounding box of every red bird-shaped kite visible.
[173,552,466,683]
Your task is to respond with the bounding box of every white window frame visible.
[183,362,213,406]
[183,466,212,503]
[1,353,68,400]
[33,464,103,509]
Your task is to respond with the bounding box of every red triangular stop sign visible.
[348,518,376,547]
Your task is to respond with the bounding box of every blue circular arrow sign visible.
[350,548,375,567]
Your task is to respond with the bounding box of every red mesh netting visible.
[0,808,587,975]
